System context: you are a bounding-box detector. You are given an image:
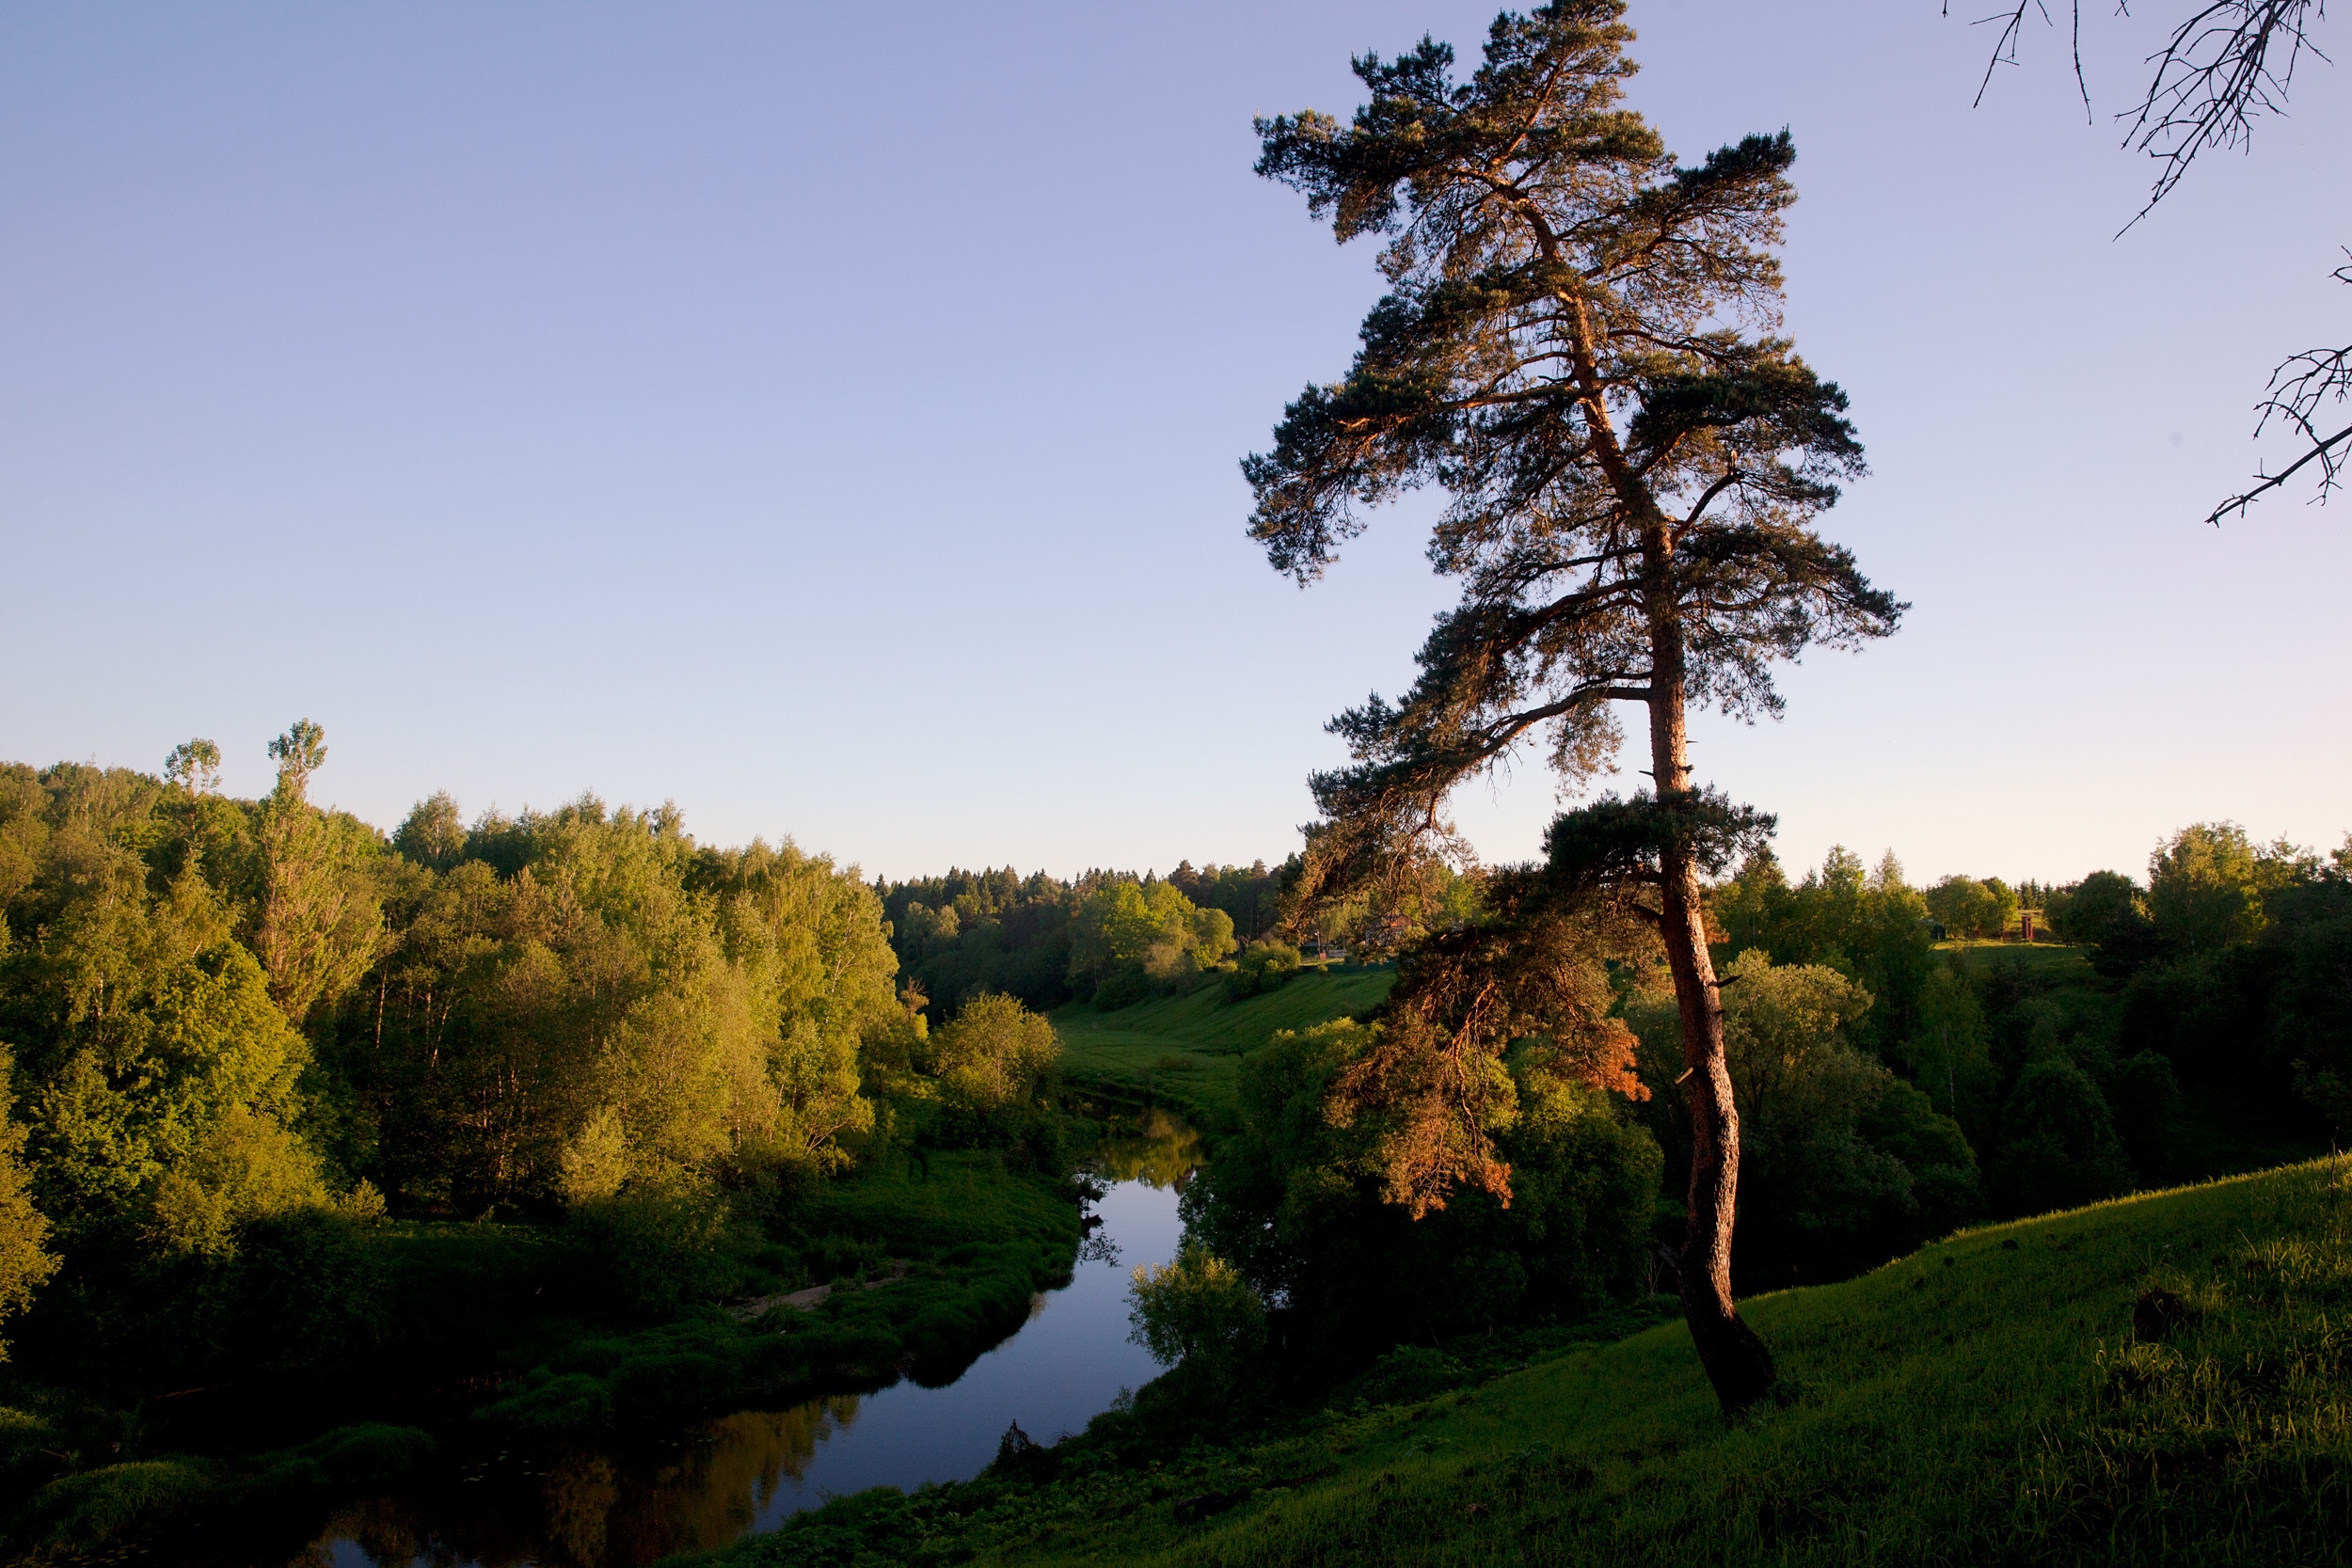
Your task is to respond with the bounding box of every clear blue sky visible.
[5,2,2345,886]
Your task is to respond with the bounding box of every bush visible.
[8,1461,212,1552]
[1337,1344,1471,1406]
[245,1422,435,1505]
[1185,1022,1660,1385]
[558,1190,746,1318]
[1225,941,1304,1001]
[228,1208,388,1373]
[929,995,1059,1111]
[1091,961,1153,1011]
[476,1370,617,1434]
[1127,1243,1265,1387]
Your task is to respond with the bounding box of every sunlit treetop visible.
[1246,0,1899,895]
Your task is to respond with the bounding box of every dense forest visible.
[1127,830,2351,1407]
[0,728,1341,1491]
[0,725,2345,1560]
[0,727,1120,1556]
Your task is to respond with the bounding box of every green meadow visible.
[1052,968,1397,1132]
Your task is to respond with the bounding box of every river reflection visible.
[1091,1108,1202,1191]
[310,1402,862,1568]
[310,1119,1193,1568]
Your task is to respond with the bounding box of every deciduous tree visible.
[252,721,385,1026]
[0,1050,58,1356]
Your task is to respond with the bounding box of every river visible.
[305,1115,1197,1568]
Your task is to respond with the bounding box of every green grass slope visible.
[719,1156,2352,1568]
[1933,938,2095,977]
[1053,969,1396,1132]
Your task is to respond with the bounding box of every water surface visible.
[311,1118,1195,1567]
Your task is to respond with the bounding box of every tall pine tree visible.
[1246,0,1900,1408]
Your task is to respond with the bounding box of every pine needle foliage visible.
[1245,0,1903,1407]
[1248,1,1896,887]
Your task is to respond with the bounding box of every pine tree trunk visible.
[1647,545,1778,1413]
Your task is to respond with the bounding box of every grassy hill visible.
[711,1154,2352,1567]
[1053,968,1395,1133]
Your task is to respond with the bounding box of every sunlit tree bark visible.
[1244,0,1901,1408]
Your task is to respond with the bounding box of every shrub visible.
[246,1423,435,1504]
[228,1208,388,1373]
[1127,1243,1265,1388]
[1225,941,1303,1001]
[1186,1020,1660,1382]
[8,1461,212,1552]
[1090,962,1153,1011]
[925,994,1064,1152]
[1338,1344,1472,1406]
[476,1370,617,1434]
[558,1190,745,1318]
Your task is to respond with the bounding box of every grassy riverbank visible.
[0,1151,1085,1562]
[1054,969,1396,1133]
[478,1150,1085,1437]
[702,1154,2352,1567]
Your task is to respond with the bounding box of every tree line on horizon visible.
[877,855,1483,1019]
[881,861,1281,1019]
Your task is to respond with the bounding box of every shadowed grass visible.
[479,1152,1085,1434]
[1932,939,2096,979]
[705,1156,2352,1568]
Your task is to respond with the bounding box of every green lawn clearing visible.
[1053,969,1396,1133]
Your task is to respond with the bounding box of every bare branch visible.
[1960,0,2329,217]
[2206,420,2352,520]
[2209,257,2352,522]
[1963,0,2091,116]
[2124,0,2328,225]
